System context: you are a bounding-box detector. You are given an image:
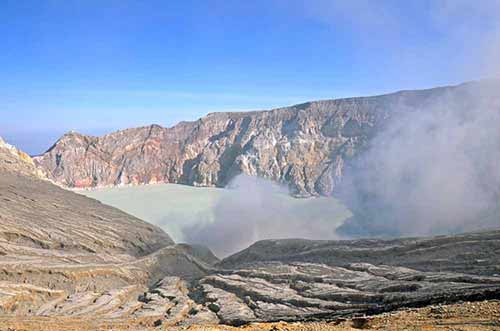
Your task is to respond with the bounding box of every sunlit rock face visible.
[0,136,44,178]
[34,81,498,197]
[32,84,463,196]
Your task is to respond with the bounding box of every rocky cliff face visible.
[34,83,476,196]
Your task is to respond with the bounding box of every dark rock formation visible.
[34,82,496,196]
[219,232,500,276]
[193,262,500,324]
[204,230,500,324]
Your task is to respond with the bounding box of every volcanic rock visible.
[3,136,500,326]
[34,81,499,196]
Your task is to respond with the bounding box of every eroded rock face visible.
[192,262,500,325]
[33,83,487,196]
[219,232,500,276]
[202,233,500,325]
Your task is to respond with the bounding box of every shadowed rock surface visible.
[205,232,500,324]
[219,232,500,276]
[196,262,500,325]
[34,81,500,196]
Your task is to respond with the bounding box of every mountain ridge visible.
[34,81,490,195]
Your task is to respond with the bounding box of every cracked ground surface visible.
[0,300,499,331]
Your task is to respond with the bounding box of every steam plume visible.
[181,175,349,257]
[338,80,500,237]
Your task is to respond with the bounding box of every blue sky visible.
[1,0,499,154]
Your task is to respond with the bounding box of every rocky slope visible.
[200,231,500,325]
[34,81,499,196]
[0,138,173,258]
[0,137,44,178]
[0,137,216,324]
[219,231,500,275]
[3,137,500,327]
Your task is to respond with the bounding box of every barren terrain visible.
[0,300,498,331]
[1,136,500,329]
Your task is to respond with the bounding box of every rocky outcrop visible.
[34,82,495,196]
[0,137,45,178]
[199,231,500,325]
[219,231,500,276]
[192,262,500,325]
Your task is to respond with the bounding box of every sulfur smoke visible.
[338,80,500,237]
[333,0,500,238]
[181,175,349,258]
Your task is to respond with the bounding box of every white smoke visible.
[181,175,349,257]
[331,0,500,237]
[338,81,500,237]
